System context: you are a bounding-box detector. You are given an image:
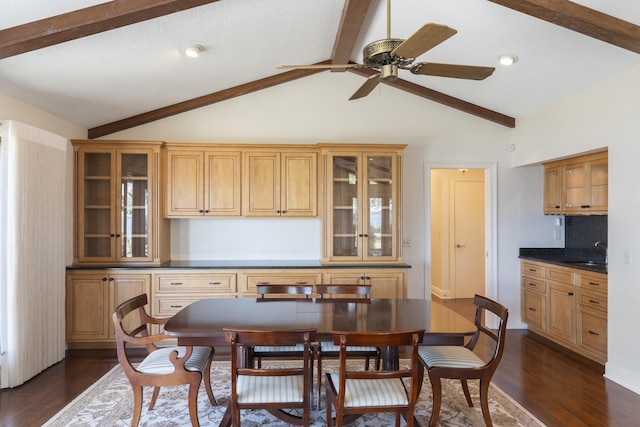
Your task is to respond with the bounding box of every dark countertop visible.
[519,248,607,274]
[66,260,412,271]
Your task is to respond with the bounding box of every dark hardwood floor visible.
[2,299,639,426]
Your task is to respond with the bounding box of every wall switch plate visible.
[623,248,632,264]
[402,238,412,247]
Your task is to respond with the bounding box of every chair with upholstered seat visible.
[224,328,316,427]
[325,329,425,427]
[113,294,216,427]
[418,294,509,427]
[252,284,314,367]
[314,284,381,408]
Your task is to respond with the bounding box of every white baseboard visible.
[605,363,640,396]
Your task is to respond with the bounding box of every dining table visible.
[163,297,477,427]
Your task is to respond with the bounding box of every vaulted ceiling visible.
[2,0,640,138]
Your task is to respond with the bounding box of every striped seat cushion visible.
[253,344,306,353]
[137,346,212,374]
[237,375,304,403]
[419,346,485,369]
[319,342,378,352]
[328,373,408,407]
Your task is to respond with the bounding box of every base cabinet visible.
[520,260,607,364]
[66,271,150,347]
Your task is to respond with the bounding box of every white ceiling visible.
[2,0,640,133]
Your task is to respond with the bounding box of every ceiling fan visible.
[278,0,495,100]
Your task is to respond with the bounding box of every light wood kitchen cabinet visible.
[165,149,241,217]
[322,269,406,299]
[72,140,169,265]
[243,150,317,217]
[521,261,546,329]
[576,270,608,361]
[543,150,608,215]
[321,144,405,263]
[543,165,563,214]
[66,271,150,347]
[241,269,323,297]
[520,259,608,364]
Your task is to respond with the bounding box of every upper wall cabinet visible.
[243,150,318,217]
[543,150,608,216]
[321,144,406,263]
[72,140,169,265]
[165,149,241,217]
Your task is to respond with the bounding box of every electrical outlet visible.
[402,238,412,247]
[623,248,632,264]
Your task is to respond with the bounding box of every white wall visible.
[511,63,640,394]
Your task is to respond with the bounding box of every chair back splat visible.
[113,294,216,427]
[324,329,425,427]
[418,294,509,427]
[314,284,379,409]
[224,328,316,427]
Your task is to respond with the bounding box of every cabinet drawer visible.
[521,276,546,294]
[546,266,573,284]
[577,289,607,313]
[242,271,322,294]
[578,308,607,356]
[156,273,237,293]
[522,290,545,329]
[576,272,608,292]
[521,261,545,278]
[154,297,202,316]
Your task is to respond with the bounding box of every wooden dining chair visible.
[112,294,216,427]
[314,284,381,408]
[224,328,316,427]
[325,329,425,427]
[253,284,314,367]
[418,294,509,427]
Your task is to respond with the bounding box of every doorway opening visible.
[424,163,497,302]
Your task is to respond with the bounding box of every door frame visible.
[423,162,498,305]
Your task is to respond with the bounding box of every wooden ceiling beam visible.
[88,65,329,139]
[488,0,640,54]
[330,0,372,69]
[0,0,221,59]
[348,68,515,128]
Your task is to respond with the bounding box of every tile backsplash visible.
[564,215,608,262]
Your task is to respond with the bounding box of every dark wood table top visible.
[164,297,476,346]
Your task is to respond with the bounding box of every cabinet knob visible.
[110,233,116,237]
[115,233,121,238]
[109,277,114,281]
[204,210,209,214]
[102,277,108,281]
[568,292,574,296]
[199,210,204,214]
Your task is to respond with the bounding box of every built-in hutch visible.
[66,141,408,348]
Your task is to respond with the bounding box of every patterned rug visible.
[43,360,545,426]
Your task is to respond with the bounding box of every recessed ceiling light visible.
[184,45,203,58]
[499,54,518,66]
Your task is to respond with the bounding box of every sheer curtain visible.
[0,121,67,388]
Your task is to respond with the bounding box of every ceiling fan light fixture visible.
[184,45,203,58]
[499,54,518,66]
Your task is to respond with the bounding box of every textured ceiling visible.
[1,0,640,134]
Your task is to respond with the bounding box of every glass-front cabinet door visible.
[326,151,399,262]
[77,148,153,263]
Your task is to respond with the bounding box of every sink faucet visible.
[595,241,608,264]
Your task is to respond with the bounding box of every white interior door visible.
[450,176,485,298]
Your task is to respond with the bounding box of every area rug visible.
[43,361,545,426]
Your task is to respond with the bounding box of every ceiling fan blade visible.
[391,23,457,59]
[277,64,364,70]
[349,74,380,100]
[411,62,495,80]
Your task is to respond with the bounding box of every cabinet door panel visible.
[244,152,280,216]
[109,275,150,339]
[205,152,241,216]
[166,151,204,216]
[66,274,110,340]
[281,152,317,216]
[547,282,576,343]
